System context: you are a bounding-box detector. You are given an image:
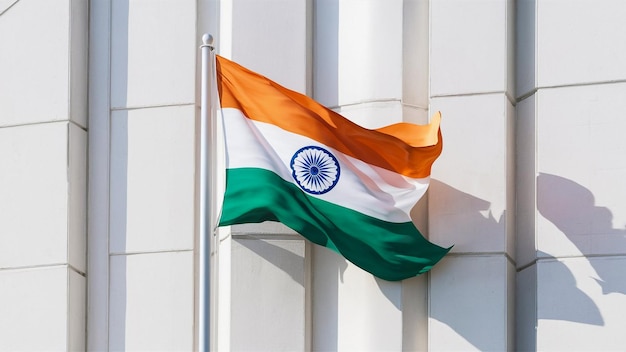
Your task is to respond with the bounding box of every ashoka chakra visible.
[290,146,340,195]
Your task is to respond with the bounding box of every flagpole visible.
[199,33,215,352]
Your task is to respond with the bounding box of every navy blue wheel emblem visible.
[290,146,340,195]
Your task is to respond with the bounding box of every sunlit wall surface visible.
[1,0,626,351]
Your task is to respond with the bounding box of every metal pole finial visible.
[201,33,215,50]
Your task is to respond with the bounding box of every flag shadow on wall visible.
[537,173,626,325]
[427,179,507,352]
[537,173,626,296]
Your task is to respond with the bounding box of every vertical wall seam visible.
[86,0,112,349]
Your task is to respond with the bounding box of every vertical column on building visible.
[516,1,626,350]
[214,0,312,351]
[428,0,515,350]
[401,0,431,350]
[89,0,198,350]
[0,0,88,350]
[313,0,407,350]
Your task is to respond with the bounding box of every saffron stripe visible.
[216,55,442,179]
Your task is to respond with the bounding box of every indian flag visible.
[216,55,450,281]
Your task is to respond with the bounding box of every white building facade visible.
[1,0,626,350]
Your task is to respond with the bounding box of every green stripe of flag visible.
[219,168,450,281]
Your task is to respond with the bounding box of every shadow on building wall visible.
[429,179,506,249]
[109,110,129,349]
[537,173,626,296]
[235,235,307,287]
[427,180,507,352]
[108,0,130,349]
[427,176,626,348]
[536,173,626,326]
